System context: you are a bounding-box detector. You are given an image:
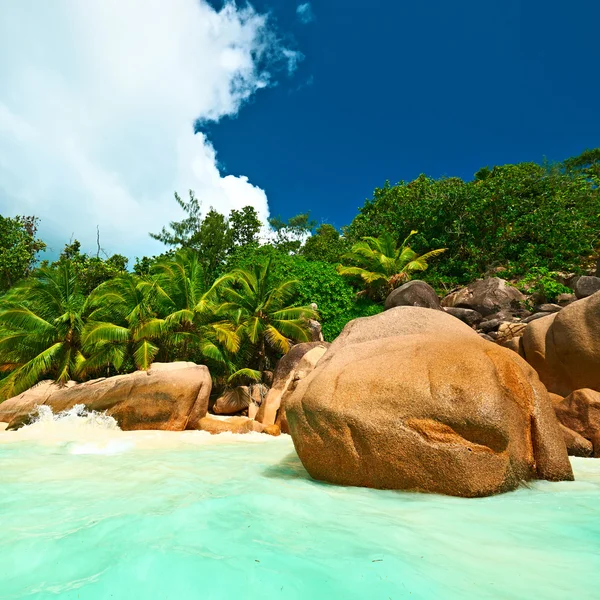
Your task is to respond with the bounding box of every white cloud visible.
[296,3,315,24]
[0,0,298,260]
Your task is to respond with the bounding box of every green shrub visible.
[516,267,572,303]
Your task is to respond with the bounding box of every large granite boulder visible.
[256,342,329,430]
[384,280,441,311]
[554,389,600,457]
[522,291,600,396]
[441,277,525,317]
[286,308,572,497]
[1,362,211,431]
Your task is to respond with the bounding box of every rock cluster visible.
[386,278,600,463]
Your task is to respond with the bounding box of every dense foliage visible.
[226,245,381,341]
[1,148,599,398]
[0,216,46,292]
[345,151,600,290]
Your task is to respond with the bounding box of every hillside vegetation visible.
[0,148,598,398]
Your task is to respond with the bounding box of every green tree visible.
[195,209,231,276]
[49,240,128,295]
[83,250,239,375]
[216,257,317,377]
[302,223,349,263]
[338,232,446,300]
[0,215,46,291]
[229,206,262,248]
[149,190,203,248]
[150,190,264,279]
[268,212,316,254]
[82,273,161,374]
[0,262,86,400]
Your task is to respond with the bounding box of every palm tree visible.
[337,231,446,300]
[82,249,239,376]
[81,273,161,374]
[149,249,239,365]
[216,257,317,380]
[0,262,86,400]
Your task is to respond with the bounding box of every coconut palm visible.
[337,231,446,300]
[216,257,317,380]
[0,262,86,400]
[81,273,161,375]
[82,249,239,375]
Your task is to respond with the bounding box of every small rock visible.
[444,307,483,327]
[385,280,441,311]
[198,416,265,434]
[485,308,530,322]
[556,293,576,306]
[213,386,252,415]
[497,322,527,342]
[307,319,325,342]
[574,276,600,299]
[559,424,593,458]
[554,389,600,455]
[533,303,561,314]
[263,424,281,436]
[522,312,554,324]
[478,333,494,341]
[479,319,502,333]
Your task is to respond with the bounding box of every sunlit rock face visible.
[1,362,211,431]
[286,307,573,497]
[522,291,600,397]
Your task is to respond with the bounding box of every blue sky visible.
[205,0,600,229]
[0,0,598,258]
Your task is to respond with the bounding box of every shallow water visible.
[1,408,600,599]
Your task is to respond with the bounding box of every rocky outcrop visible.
[554,389,600,457]
[256,342,329,430]
[286,308,572,497]
[522,292,600,396]
[442,277,525,317]
[384,280,441,311]
[1,362,211,431]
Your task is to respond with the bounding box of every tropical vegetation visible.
[337,231,446,300]
[0,148,598,400]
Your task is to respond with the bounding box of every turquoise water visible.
[1,410,600,600]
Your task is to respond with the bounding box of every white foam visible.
[0,404,286,452]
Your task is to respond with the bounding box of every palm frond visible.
[227,368,262,384]
[133,340,160,370]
